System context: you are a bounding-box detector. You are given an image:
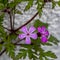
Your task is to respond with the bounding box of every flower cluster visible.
[18,26,49,44]
[37,26,49,43]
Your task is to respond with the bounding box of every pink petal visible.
[25,37,31,44]
[45,30,49,36]
[30,33,37,39]
[20,26,28,33]
[41,26,46,31]
[41,36,48,43]
[18,34,26,39]
[37,27,41,32]
[29,26,36,33]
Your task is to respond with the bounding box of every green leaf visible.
[9,33,17,40]
[14,0,22,3]
[44,51,57,59]
[16,49,27,59]
[57,1,60,6]
[39,55,43,60]
[24,0,33,11]
[0,44,2,51]
[15,9,22,14]
[6,43,15,58]
[42,42,52,46]
[49,35,59,45]
[2,0,8,5]
[36,0,44,16]
[0,13,4,24]
[0,3,4,10]
[4,36,15,59]
[8,2,16,8]
[0,25,6,38]
[28,49,38,59]
[34,20,49,28]
[52,0,56,8]
[8,0,22,8]
[28,49,33,59]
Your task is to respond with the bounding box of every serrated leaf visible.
[36,0,44,16]
[14,0,22,3]
[49,35,59,45]
[16,49,27,59]
[0,3,4,10]
[2,0,8,5]
[9,33,17,40]
[57,1,60,6]
[8,0,22,8]
[44,51,57,59]
[52,1,56,8]
[42,42,52,46]
[21,44,32,49]
[24,0,33,11]
[0,44,2,51]
[8,2,16,8]
[34,20,49,28]
[16,53,23,59]
[0,13,4,24]
[15,9,22,14]
[4,36,15,59]
[39,55,43,60]
[28,49,33,59]
[0,25,6,38]
[6,43,15,58]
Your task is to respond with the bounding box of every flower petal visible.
[41,26,46,31]
[20,26,28,33]
[45,30,49,36]
[30,33,37,39]
[18,34,26,39]
[25,37,31,44]
[29,26,36,33]
[41,36,48,43]
[37,27,41,32]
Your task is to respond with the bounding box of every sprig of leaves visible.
[34,19,49,28]
[36,0,44,16]
[24,0,33,11]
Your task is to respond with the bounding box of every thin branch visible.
[9,13,13,30]
[3,26,11,31]
[15,12,38,32]
[0,48,6,56]
[44,0,51,2]
[12,7,15,30]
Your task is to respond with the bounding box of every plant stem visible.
[12,7,15,30]
[3,26,11,31]
[9,12,13,30]
[0,48,6,56]
[44,0,51,2]
[15,12,38,32]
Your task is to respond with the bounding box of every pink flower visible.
[37,26,49,36]
[41,35,48,43]
[37,26,49,43]
[18,26,37,44]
